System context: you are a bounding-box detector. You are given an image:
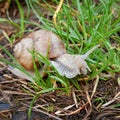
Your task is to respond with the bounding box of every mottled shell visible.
[14,30,66,70]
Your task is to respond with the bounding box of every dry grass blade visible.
[3,90,33,96]
[0,109,12,118]
[22,103,63,120]
[83,75,99,119]
[21,84,36,95]
[72,89,78,108]
[55,104,75,115]
[102,91,120,108]
[96,111,120,120]
[0,30,13,42]
[0,88,12,106]
[65,102,89,116]
[83,84,92,120]
[117,77,120,87]
[0,79,18,84]
[55,102,89,116]
[91,75,99,99]
[53,0,64,26]
[0,59,6,67]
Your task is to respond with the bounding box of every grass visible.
[0,0,120,116]
[0,0,120,91]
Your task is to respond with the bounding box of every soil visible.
[0,1,120,120]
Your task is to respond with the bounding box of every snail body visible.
[11,29,99,79]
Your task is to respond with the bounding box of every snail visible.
[8,29,99,80]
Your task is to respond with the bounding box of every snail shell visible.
[14,30,66,70]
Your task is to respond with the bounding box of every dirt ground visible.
[0,68,119,120]
[0,1,120,120]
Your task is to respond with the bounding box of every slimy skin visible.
[51,45,99,78]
